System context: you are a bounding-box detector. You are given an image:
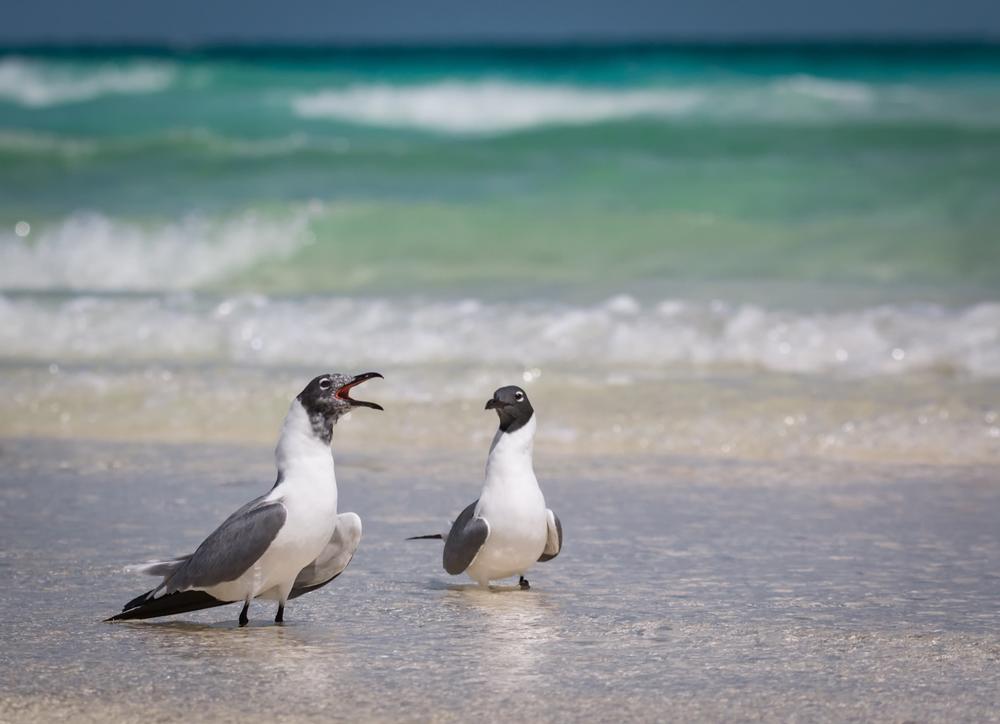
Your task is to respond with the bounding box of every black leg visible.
[239,601,249,627]
[275,604,284,624]
[519,576,530,590]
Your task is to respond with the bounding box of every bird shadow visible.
[109,616,325,652]
[112,618,287,632]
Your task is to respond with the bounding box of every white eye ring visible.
[514,391,524,401]
[319,378,332,390]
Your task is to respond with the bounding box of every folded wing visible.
[163,499,287,594]
[109,497,287,621]
[289,512,363,598]
[442,499,490,575]
[538,508,563,562]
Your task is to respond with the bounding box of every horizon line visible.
[2,33,1000,54]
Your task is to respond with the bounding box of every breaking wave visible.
[0,57,175,108]
[1,293,996,378]
[289,75,999,133]
[292,80,704,133]
[0,208,318,291]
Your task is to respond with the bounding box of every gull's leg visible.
[274,581,293,624]
[519,576,530,590]
[239,600,250,627]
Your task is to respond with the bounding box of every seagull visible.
[409,385,562,589]
[106,372,383,626]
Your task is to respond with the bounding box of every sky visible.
[4,0,1000,44]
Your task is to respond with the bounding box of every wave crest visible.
[0,209,317,291]
[289,75,1000,133]
[0,57,175,108]
[1,294,996,378]
[292,80,704,133]
[774,75,874,105]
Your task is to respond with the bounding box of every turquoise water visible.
[2,45,999,295]
[1,45,999,455]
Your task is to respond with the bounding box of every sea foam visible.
[292,80,704,133]
[0,57,174,108]
[0,209,316,291]
[288,75,998,133]
[1,293,996,379]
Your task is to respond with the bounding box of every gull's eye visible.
[514,391,524,402]
[318,378,332,390]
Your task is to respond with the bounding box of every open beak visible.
[484,398,506,410]
[336,372,384,411]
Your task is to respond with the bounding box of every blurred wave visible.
[0,128,346,160]
[1,293,996,378]
[0,57,175,107]
[292,81,704,133]
[289,75,1000,133]
[0,208,317,290]
[2,52,999,133]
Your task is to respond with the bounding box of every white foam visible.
[774,75,874,105]
[0,209,316,291]
[1,293,997,379]
[0,128,349,160]
[0,130,98,157]
[288,75,1000,133]
[292,80,703,133]
[0,57,175,108]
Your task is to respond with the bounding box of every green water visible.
[2,44,1000,297]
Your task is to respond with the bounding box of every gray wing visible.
[538,509,563,562]
[161,496,286,594]
[289,512,362,598]
[442,499,490,575]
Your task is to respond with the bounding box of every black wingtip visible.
[121,588,156,613]
[406,533,444,540]
[105,589,231,622]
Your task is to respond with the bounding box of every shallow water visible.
[2,362,998,468]
[1,437,997,721]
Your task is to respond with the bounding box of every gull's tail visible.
[105,588,231,622]
[406,533,443,540]
[124,556,189,577]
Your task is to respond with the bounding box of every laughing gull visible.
[107,372,383,626]
[409,385,563,589]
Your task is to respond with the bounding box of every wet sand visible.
[0,437,998,722]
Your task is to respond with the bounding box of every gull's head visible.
[297,372,384,433]
[485,385,534,432]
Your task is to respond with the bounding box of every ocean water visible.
[2,44,1000,721]
[1,44,999,462]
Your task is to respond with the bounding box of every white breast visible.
[467,416,548,583]
[207,399,340,602]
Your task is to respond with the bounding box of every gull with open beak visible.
[107,372,383,626]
